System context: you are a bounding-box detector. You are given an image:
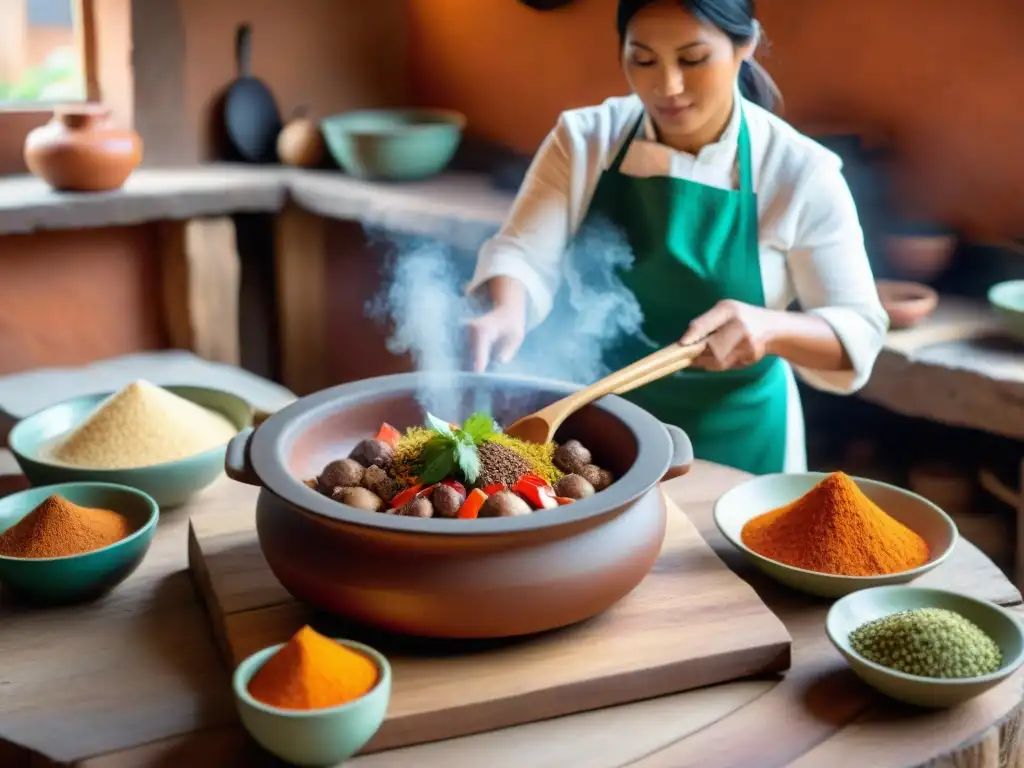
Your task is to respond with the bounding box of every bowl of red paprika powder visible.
[0,481,158,604]
[714,472,958,599]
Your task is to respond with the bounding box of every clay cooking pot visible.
[24,105,142,192]
[226,372,694,639]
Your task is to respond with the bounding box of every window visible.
[0,0,92,104]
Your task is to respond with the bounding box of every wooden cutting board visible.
[188,490,791,754]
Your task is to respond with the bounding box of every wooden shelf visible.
[860,297,1024,440]
[0,165,513,245]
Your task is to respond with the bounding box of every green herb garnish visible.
[415,411,498,484]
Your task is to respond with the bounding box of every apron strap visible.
[736,109,753,195]
[609,112,645,172]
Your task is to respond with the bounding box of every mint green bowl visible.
[320,108,466,181]
[988,279,1024,343]
[7,386,254,508]
[0,482,158,604]
[233,638,391,766]
[827,586,1024,708]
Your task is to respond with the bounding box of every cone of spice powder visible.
[248,626,379,710]
[740,472,930,576]
[0,494,133,559]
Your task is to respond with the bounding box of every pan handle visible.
[235,23,253,77]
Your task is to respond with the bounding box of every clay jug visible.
[277,108,324,168]
[24,105,143,192]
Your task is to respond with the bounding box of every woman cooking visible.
[466,0,888,475]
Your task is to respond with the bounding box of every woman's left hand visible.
[679,299,780,371]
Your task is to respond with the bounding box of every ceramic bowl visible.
[875,279,939,329]
[826,586,1024,708]
[320,108,465,181]
[988,279,1024,343]
[714,472,958,598]
[0,482,158,604]
[233,638,391,765]
[8,385,254,507]
[225,371,695,639]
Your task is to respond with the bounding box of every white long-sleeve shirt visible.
[467,92,888,471]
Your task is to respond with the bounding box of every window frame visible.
[0,0,97,174]
[0,0,99,112]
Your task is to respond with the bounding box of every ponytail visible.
[739,58,783,114]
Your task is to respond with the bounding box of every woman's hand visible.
[679,299,852,372]
[466,276,528,372]
[679,299,780,371]
[466,305,526,372]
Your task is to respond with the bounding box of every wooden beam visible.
[274,203,327,395]
[158,217,242,365]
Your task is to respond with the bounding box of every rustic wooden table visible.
[1,453,1021,768]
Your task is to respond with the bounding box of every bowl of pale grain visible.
[8,380,254,507]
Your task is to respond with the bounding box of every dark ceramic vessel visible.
[226,372,694,638]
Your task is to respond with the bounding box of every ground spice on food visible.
[487,432,563,485]
[389,425,563,488]
[476,441,533,488]
[849,607,1002,678]
[390,427,435,488]
[48,379,238,470]
[248,625,379,710]
[740,472,930,576]
[0,494,133,559]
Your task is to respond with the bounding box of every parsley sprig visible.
[416,412,499,485]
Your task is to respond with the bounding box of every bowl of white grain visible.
[8,380,255,507]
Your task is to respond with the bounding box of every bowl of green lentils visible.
[826,585,1024,708]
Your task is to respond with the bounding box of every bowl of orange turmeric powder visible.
[233,625,391,765]
[713,472,958,598]
[0,481,158,604]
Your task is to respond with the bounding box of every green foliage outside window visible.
[0,48,83,103]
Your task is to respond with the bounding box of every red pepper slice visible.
[512,479,559,510]
[391,483,425,509]
[375,423,402,448]
[554,496,576,506]
[481,482,506,495]
[516,473,550,488]
[457,489,488,519]
[440,479,467,497]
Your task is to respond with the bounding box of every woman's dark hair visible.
[616,0,782,113]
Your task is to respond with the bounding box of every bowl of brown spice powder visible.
[0,481,158,604]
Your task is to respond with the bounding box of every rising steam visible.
[365,217,644,419]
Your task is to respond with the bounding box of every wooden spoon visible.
[503,337,710,444]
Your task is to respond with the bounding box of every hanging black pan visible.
[223,23,282,163]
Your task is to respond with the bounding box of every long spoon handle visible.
[544,338,709,418]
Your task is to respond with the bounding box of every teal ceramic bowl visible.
[233,638,391,766]
[827,586,1024,708]
[7,385,254,508]
[0,482,158,604]
[988,279,1024,343]
[714,472,958,598]
[320,108,466,181]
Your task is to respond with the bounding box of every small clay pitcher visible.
[24,105,143,192]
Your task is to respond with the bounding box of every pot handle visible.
[661,423,694,482]
[225,427,260,486]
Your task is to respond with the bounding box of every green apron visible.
[587,107,788,475]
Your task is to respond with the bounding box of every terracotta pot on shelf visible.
[875,279,939,329]
[23,104,142,192]
[884,225,957,282]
